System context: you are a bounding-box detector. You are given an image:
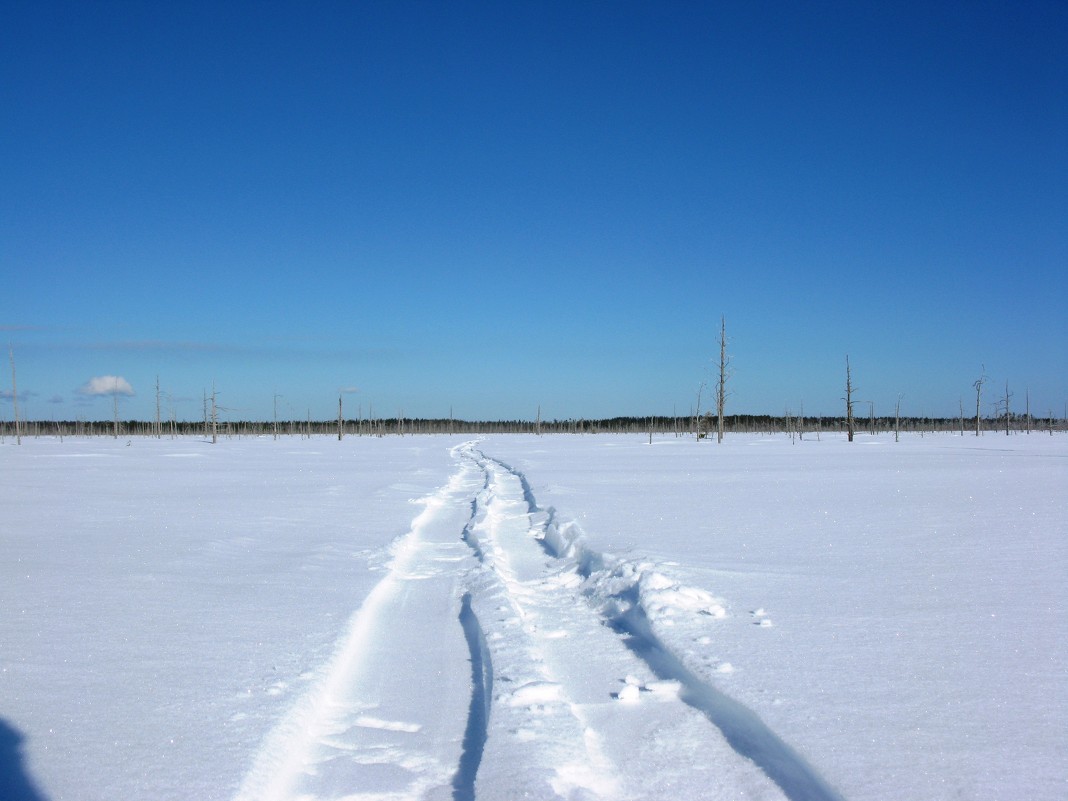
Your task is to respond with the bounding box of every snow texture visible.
[1,433,1065,800]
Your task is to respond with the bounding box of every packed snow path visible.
[235,442,843,800]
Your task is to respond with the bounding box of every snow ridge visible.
[234,459,484,801]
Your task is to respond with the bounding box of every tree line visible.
[2,411,1064,442]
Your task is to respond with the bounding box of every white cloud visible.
[340,386,360,394]
[79,376,135,397]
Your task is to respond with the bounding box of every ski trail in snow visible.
[461,446,790,800]
[234,458,484,801]
[235,442,838,801]
[465,445,843,801]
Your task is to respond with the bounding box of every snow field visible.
[2,432,1065,800]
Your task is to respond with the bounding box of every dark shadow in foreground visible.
[452,592,493,801]
[0,719,49,801]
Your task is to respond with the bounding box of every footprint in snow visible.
[750,609,773,627]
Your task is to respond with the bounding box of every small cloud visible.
[78,376,135,397]
[48,394,64,404]
[340,386,360,394]
[1,389,35,403]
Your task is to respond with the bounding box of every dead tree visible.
[112,390,120,439]
[694,381,706,440]
[845,356,855,442]
[716,316,730,443]
[9,347,20,445]
[973,367,986,436]
[213,386,220,444]
[895,395,903,443]
[1002,381,1013,436]
[338,394,344,441]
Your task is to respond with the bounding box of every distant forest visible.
[2,411,1063,441]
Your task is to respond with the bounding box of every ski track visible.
[235,442,843,801]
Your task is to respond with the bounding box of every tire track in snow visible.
[234,457,485,801]
[466,446,844,801]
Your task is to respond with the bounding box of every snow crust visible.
[1,433,1064,801]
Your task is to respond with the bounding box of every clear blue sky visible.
[3,1,1065,422]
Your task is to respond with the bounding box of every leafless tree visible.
[1002,381,1013,436]
[716,316,731,443]
[973,367,986,436]
[895,394,903,442]
[211,384,219,444]
[112,389,120,439]
[844,356,855,442]
[338,394,344,441]
[694,381,706,440]
[9,347,20,445]
[155,376,163,439]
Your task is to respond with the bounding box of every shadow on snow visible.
[0,719,49,801]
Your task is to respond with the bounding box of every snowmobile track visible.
[235,441,843,801]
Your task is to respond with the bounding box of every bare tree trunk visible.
[1004,381,1011,436]
[845,355,855,442]
[895,395,902,442]
[959,397,964,436]
[695,382,706,441]
[1025,388,1031,434]
[973,367,986,436]
[716,316,728,443]
[338,395,343,441]
[273,394,279,440]
[211,384,218,445]
[9,347,20,445]
[113,392,119,439]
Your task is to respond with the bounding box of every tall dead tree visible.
[155,376,162,439]
[716,315,730,443]
[9,347,21,445]
[694,381,706,440]
[1002,381,1012,436]
[973,367,986,436]
[845,355,855,442]
[211,384,219,444]
[338,394,344,441]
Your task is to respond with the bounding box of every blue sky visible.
[2,1,1065,422]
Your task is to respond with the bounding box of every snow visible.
[1,432,1065,801]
